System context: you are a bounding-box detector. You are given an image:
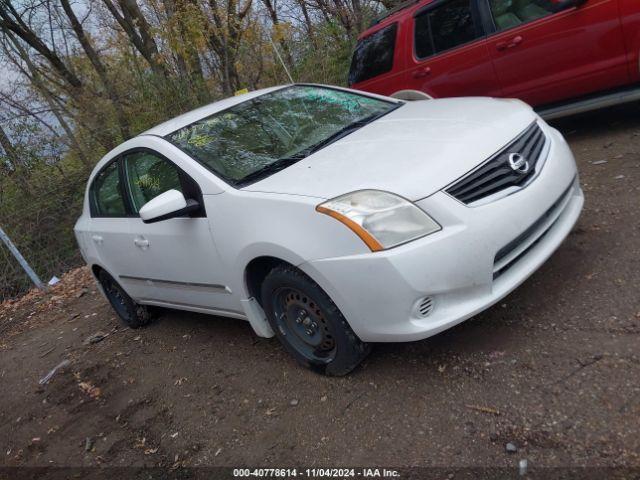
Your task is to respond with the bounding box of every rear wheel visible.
[261,265,370,376]
[98,270,153,329]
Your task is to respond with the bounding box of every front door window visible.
[488,0,555,32]
[123,151,184,213]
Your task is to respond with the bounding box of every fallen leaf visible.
[78,381,101,399]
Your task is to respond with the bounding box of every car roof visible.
[140,83,397,138]
[142,85,287,137]
[357,0,434,40]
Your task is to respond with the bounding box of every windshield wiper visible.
[237,156,303,186]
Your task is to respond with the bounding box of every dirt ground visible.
[0,103,639,474]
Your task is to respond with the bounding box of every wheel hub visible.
[273,288,336,360]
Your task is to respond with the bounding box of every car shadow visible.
[548,100,640,141]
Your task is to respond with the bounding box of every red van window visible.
[488,0,555,31]
[414,0,482,58]
[348,23,398,85]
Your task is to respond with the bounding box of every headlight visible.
[316,190,441,251]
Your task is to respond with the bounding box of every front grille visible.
[446,122,547,205]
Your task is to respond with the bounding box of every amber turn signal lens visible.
[316,205,384,252]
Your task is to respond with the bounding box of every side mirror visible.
[139,189,200,223]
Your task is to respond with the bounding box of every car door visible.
[89,159,148,300]
[404,0,503,98]
[617,0,640,84]
[482,0,630,106]
[120,149,239,315]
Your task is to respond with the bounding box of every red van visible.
[348,0,640,118]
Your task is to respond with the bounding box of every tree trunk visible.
[3,31,93,168]
[206,0,251,95]
[163,0,205,83]
[0,124,32,195]
[61,0,131,141]
[297,0,316,47]
[102,0,169,78]
[0,2,82,90]
[261,0,295,68]
[0,124,18,165]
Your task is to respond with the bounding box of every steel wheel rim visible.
[272,287,336,363]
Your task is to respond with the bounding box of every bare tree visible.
[162,0,205,83]
[0,122,33,194]
[1,30,92,167]
[0,0,82,90]
[102,0,170,78]
[204,0,253,95]
[60,0,131,140]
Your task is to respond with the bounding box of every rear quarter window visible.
[91,160,127,217]
[348,23,398,85]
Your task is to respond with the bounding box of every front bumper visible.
[300,125,584,342]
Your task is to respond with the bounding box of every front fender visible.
[206,191,369,301]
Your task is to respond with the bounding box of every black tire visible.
[261,265,370,376]
[98,270,153,329]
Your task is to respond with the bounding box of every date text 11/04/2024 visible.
[232,468,401,478]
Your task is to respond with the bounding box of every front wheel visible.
[261,265,370,376]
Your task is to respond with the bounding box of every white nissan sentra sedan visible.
[75,84,583,375]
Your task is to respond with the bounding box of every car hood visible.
[242,97,539,201]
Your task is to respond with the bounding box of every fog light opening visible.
[414,296,435,318]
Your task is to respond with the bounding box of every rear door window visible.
[92,160,127,217]
[414,0,483,59]
[348,23,398,85]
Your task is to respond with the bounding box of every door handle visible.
[91,235,103,245]
[496,36,523,51]
[134,237,150,249]
[412,66,432,78]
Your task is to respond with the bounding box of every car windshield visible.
[165,85,399,186]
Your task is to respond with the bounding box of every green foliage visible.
[0,156,86,300]
[293,23,356,86]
